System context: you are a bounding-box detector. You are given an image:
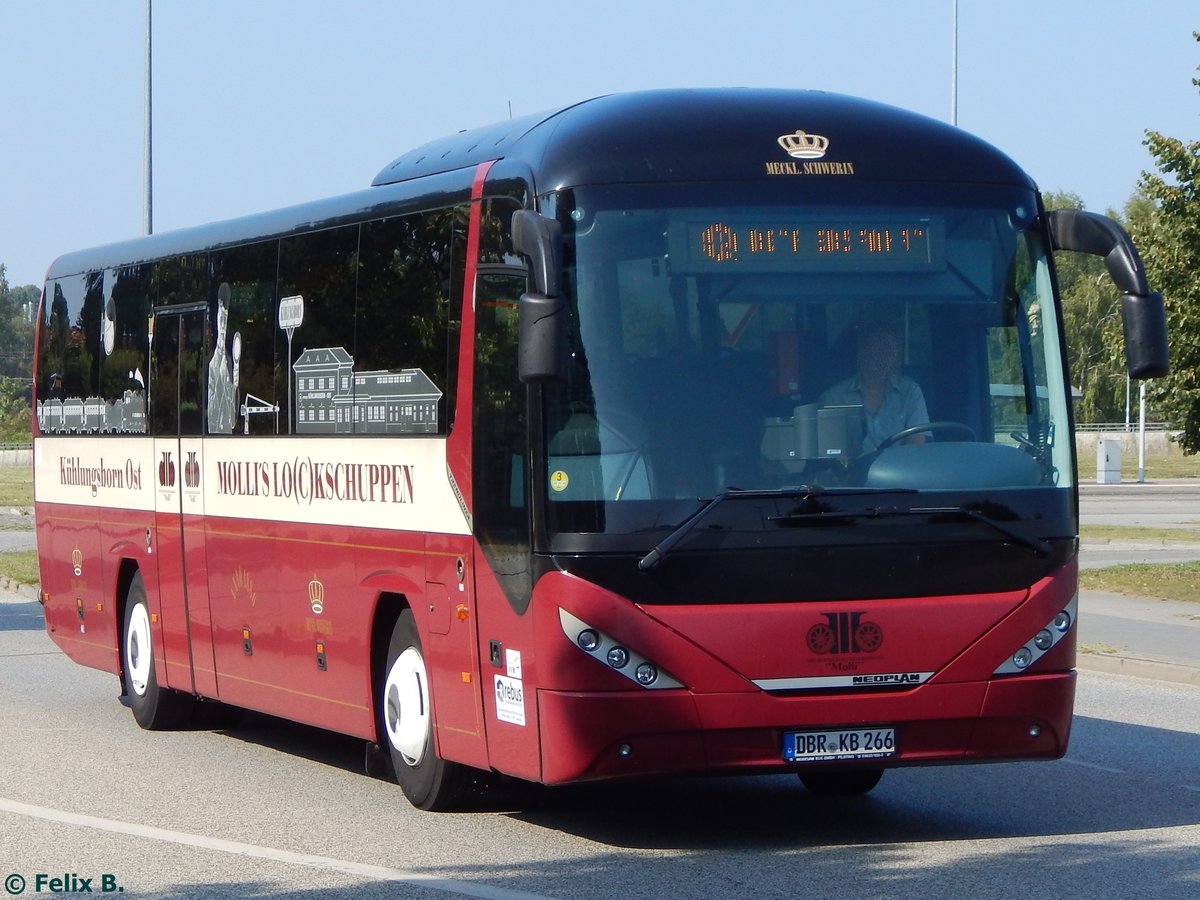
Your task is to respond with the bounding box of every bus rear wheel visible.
[121,572,193,729]
[381,610,470,811]
[798,768,884,796]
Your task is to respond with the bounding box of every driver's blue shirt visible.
[818,374,930,453]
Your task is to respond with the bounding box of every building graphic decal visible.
[292,347,441,434]
[38,390,147,435]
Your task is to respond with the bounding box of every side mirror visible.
[1121,291,1169,379]
[1046,208,1169,379]
[511,210,566,383]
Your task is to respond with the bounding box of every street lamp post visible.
[950,0,960,127]
[144,0,153,236]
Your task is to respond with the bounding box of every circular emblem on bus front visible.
[550,470,570,492]
[807,623,835,654]
[856,620,884,652]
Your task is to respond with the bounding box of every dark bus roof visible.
[374,88,1034,192]
[48,88,1035,281]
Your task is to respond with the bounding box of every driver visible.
[819,321,929,453]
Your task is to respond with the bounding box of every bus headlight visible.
[635,663,659,685]
[577,629,601,652]
[606,647,630,669]
[993,592,1078,676]
[559,608,683,690]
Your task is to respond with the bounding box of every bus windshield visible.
[541,181,1073,544]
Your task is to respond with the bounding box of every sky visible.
[1,0,1197,289]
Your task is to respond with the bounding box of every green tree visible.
[0,375,32,441]
[0,263,38,381]
[0,264,37,441]
[1132,32,1200,450]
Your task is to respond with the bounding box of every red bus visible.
[33,89,1167,810]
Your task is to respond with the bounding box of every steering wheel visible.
[876,421,977,451]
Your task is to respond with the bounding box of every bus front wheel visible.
[381,610,470,811]
[121,572,193,729]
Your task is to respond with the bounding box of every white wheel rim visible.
[125,603,153,697]
[383,646,430,766]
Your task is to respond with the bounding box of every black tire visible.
[380,609,471,811]
[121,572,193,729]
[798,768,884,796]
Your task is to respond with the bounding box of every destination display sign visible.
[671,214,944,273]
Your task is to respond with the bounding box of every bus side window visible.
[211,243,279,435]
[99,265,152,434]
[279,227,359,435]
[38,273,103,432]
[357,207,466,435]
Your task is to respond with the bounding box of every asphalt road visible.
[1079,479,1200,528]
[1,598,1197,899]
[1079,480,1200,569]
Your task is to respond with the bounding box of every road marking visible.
[0,796,551,900]
[1061,758,1126,774]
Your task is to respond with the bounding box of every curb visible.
[0,578,40,602]
[1076,653,1200,687]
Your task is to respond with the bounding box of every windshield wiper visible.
[638,486,912,572]
[770,502,1052,557]
[639,487,821,572]
[919,506,1053,557]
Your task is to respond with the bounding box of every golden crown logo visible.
[308,577,325,615]
[778,130,830,159]
[71,547,83,577]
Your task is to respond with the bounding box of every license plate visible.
[784,727,897,763]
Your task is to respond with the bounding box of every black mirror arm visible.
[1045,208,1149,295]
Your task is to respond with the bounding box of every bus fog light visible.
[607,647,630,669]
[1013,647,1033,669]
[1054,611,1072,632]
[577,629,600,652]
[635,663,658,685]
[618,743,633,757]
[1033,629,1054,651]
[1029,724,1042,738]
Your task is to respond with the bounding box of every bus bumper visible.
[536,670,1075,785]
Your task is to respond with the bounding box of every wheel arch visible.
[113,557,143,691]
[368,591,412,743]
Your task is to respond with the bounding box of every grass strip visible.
[1079,561,1200,604]
[0,550,39,587]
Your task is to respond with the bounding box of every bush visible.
[0,376,32,443]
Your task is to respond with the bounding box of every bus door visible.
[467,267,542,780]
[149,304,218,697]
